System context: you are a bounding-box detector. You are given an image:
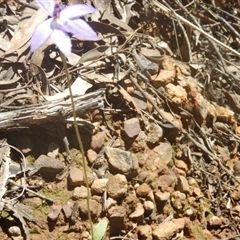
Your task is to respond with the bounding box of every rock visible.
[79,199,102,219]
[146,123,163,145]
[48,205,62,221]
[47,142,59,158]
[138,225,152,239]
[8,226,21,237]
[231,184,240,201]
[123,118,141,138]
[151,69,175,88]
[91,178,108,195]
[108,205,126,219]
[165,83,187,105]
[72,186,88,200]
[136,183,152,198]
[107,174,128,199]
[175,160,188,172]
[28,155,65,179]
[234,161,240,176]
[91,131,106,151]
[158,174,176,187]
[153,142,173,165]
[208,215,222,226]
[154,191,170,203]
[171,191,186,210]
[129,203,144,219]
[68,167,84,187]
[144,200,155,212]
[152,218,185,240]
[62,203,72,218]
[87,149,98,164]
[105,147,139,177]
[176,176,190,194]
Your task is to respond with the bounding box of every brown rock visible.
[136,183,152,198]
[154,191,170,203]
[91,131,106,151]
[72,186,88,200]
[107,174,128,199]
[87,149,98,164]
[129,202,144,219]
[146,123,163,145]
[62,203,72,219]
[138,225,152,239]
[91,178,108,195]
[151,69,175,88]
[208,215,222,226]
[79,199,102,219]
[166,83,187,105]
[68,167,84,187]
[231,184,240,201]
[176,176,190,194]
[152,218,185,240]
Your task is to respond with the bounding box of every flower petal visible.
[30,18,53,52]
[35,0,55,16]
[62,19,98,40]
[61,4,95,19]
[51,29,71,57]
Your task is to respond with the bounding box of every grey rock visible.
[107,174,128,199]
[48,205,62,221]
[105,146,139,177]
[72,186,88,200]
[146,123,163,144]
[153,142,173,165]
[28,155,65,178]
[62,204,72,218]
[123,118,141,138]
[8,226,21,236]
[108,205,126,219]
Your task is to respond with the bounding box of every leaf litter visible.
[0,0,240,239]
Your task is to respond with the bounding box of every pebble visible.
[28,155,65,178]
[48,205,62,221]
[91,131,106,151]
[8,226,21,237]
[146,123,163,145]
[79,199,102,219]
[68,167,84,187]
[143,200,155,212]
[154,191,170,203]
[171,191,186,210]
[233,161,240,176]
[108,205,126,219]
[129,203,144,219]
[138,225,152,239]
[72,186,88,200]
[123,118,141,138]
[107,174,128,199]
[105,147,139,177]
[91,178,108,195]
[87,149,98,164]
[62,203,73,219]
[136,183,152,198]
[208,215,222,226]
[152,218,185,240]
[176,176,190,194]
[153,142,173,165]
[47,142,59,158]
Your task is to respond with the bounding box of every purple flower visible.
[30,0,98,57]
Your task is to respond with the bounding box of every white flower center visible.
[50,17,67,30]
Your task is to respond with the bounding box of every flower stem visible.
[60,52,94,239]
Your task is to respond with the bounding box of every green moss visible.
[26,154,36,165]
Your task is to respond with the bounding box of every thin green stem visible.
[60,52,94,239]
